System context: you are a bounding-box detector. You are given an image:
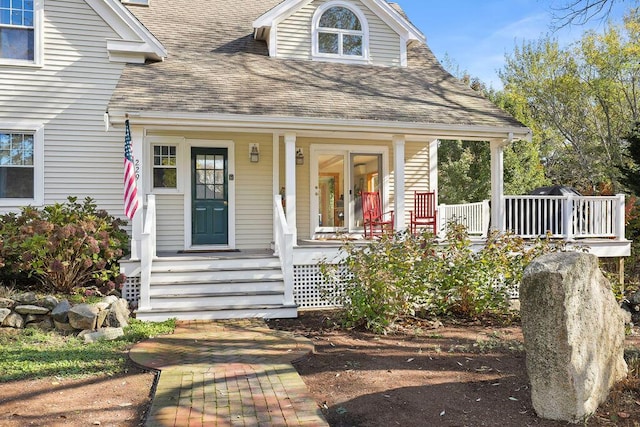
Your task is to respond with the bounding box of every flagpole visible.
[125,115,144,260]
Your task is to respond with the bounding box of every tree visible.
[551,0,634,27]
[436,65,547,204]
[499,10,640,193]
[620,121,640,195]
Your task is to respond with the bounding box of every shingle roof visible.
[108,0,524,130]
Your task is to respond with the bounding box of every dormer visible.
[253,0,425,67]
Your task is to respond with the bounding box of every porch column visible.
[393,135,406,231]
[490,139,506,232]
[284,132,298,242]
[129,122,145,260]
[272,132,280,244]
[429,139,440,235]
[429,139,438,198]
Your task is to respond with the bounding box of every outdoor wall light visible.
[296,148,304,165]
[250,143,260,163]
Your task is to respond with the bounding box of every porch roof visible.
[108,0,527,133]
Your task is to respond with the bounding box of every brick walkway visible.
[129,320,328,427]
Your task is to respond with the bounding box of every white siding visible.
[403,142,431,224]
[156,195,185,252]
[0,0,126,216]
[276,0,402,67]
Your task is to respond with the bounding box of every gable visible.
[254,0,424,67]
[85,0,166,63]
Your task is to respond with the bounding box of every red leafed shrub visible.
[0,197,128,294]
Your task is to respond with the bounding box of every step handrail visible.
[139,194,156,311]
[274,195,294,306]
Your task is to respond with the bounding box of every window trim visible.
[0,122,44,207]
[311,0,369,63]
[146,136,185,195]
[0,0,44,67]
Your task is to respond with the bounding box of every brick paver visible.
[129,320,327,427]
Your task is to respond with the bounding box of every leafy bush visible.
[321,224,564,333]
[0,197,128,294]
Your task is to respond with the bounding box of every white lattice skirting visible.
[294,264,350,309]
[122,275,141,306]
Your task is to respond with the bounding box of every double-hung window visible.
[0,0,41,65]
[0,124,43,206]
[152,145,178,189]
[313,2,368,61]
[0,131,33,200]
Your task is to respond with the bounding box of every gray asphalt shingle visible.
[109,0,524,129]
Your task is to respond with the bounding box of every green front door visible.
[192,147,228,245]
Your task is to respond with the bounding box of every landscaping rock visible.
[25,314,44,323]
[51,300,72,323]
[38,295,59,310]
[0,308,10,323]
[27,317,53,331]
[81,327,124,343]
[102,295,119,305]
[0,297,14,309]
[0,292,133,335]
[68,304,99,330]
[96,308,108,329]
[15,305,50,315]
[13,292,37,304]
[2,312,24,328]
[521,252,627,423]
[106,299,130,328]
[54,319,76,333]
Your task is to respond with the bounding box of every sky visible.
[393,0,631,89]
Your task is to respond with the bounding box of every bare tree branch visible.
[551,0,628,29]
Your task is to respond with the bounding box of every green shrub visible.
[320,231,439,333]
[321,224,564,333]
[0,197,129,294]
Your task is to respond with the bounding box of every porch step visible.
[135,254,297,320]
[151,256,281,270]
[135,304,298,322]
[149,291,286,309]
[149,279,284,295]
[150,267,283,283]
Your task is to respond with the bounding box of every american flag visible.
[123,119,139,220]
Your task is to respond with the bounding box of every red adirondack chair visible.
[361,191,394,239]
[410,191,437,235]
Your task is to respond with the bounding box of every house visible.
[0,0,630,320]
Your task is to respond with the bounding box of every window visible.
[152,145,177,189]
[0,0,35,61]
[0,130,36,200]
[313,2,368,61]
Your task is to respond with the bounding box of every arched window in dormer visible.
[312,2,369,61]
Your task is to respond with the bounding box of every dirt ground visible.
[0,365,156,427]
[268,310,640,427]
[0,310,639,427]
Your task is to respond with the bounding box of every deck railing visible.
[439,194,625,241]
[139,194,156,311]
[274,195,295,306]
[438,200,490,236]
[503,194,625,239]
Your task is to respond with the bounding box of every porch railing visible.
[438,200,490,236]
[139,194,156,311]
[274,195,295,306]
[503,194,625,239]
[438,194,625,241]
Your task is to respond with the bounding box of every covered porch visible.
[117,123,629,321]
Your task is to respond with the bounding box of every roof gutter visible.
[108,110,532,141]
